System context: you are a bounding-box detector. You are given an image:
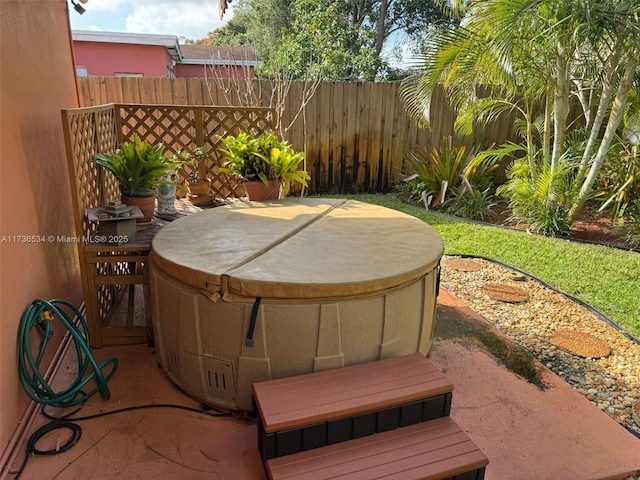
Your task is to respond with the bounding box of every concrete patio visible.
[7,288,640,480]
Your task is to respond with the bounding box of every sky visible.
[68,0,233,42]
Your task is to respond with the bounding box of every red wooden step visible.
[253,353,454,460]
[266,416,488,480]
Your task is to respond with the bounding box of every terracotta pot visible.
[187,178,213,206]
[121,194,155,224]
[243,180,281,201]
[187,178,212,196]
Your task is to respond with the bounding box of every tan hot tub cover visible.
[151,198,444,301]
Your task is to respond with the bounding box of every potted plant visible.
[95,134,180,223]
[171,146,213,205]
[218,131,310,200]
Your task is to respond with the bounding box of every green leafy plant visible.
[218,131,310,197]
[497,159,575,236]
[95,134,181,197]
[405,136,495,209]
[616,202,640,249]
[170,146,210,182]
[597,143,640,221]
[444,186,497,221]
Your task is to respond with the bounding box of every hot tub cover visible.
[151,198,444,301]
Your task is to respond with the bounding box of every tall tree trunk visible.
[567,54,638,224]
[574,42,622,187]
[551,47,569,170]
[375,0,388,56]
[542,84,553,167]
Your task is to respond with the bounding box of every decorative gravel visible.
[440,255,640,436]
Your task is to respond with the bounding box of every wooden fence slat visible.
[343,79,358,192]
[367,83,383,191]
[331,82,343,190]
[171,78,189,105]
[319,83,333,192]
[356,82,371,190]
[138,77,157,104]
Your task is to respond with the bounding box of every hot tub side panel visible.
[150,261,439,411]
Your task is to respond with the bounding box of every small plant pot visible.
[187,178,213,206]
[243,180,281,201]
[187,178,212,196]
[121,194,155,224]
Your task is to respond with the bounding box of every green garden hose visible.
[18,298,118,408]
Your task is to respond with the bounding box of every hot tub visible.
[150,198,444,411]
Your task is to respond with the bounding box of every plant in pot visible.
[171,146,213,206]
[218,131,310,200]
[95,134,180,224]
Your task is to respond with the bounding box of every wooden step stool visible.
[265,417,488,480]
[253,353,454,461]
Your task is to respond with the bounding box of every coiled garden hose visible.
[14,299,235,479]
[18,298,118,407]
[14,299,119,478]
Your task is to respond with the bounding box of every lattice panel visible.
[115,105,275,199]
[65,106,119,239]
[63,105,124,330]
[118,105,197,157]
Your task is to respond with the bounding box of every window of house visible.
[76,66,88,77]
[114,72,144,77]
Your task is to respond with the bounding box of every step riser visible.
[259,392,452,460]
[265,417,489,480]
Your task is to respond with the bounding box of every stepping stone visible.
[550,329,610,358]
[483,283,529,303]
[444,258,483,272]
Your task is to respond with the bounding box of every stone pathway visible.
[440,255,640,437]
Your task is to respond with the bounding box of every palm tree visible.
[401,0,640,231]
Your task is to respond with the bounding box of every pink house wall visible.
[73,42,171,77]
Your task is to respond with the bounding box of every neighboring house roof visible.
[72,30,262,68]
[179,45,262,67]
[72,30,182,62]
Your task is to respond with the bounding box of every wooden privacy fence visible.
[77,77,518,193]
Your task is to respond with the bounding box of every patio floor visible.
[8,288,640,480]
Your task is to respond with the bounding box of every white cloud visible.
[125,2,225,40]
[75,1,230,41]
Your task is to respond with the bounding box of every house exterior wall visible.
[0,0,82,470]
[175,63,254,79]
[73,41,172,77]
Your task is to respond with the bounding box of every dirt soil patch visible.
[490,201,627,248]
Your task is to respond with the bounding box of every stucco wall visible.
[74,41,171,77]
[0,0,82,469]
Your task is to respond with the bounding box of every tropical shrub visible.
[497,159,576,236]
[444,187,497,221]
[616,202,640,249]
[404,136,496,209]
[597,142,640,221]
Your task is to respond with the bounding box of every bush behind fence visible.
[77,77,516,194]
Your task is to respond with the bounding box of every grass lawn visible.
[345,193,640,338]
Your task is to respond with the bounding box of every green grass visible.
[340,194,640,338]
